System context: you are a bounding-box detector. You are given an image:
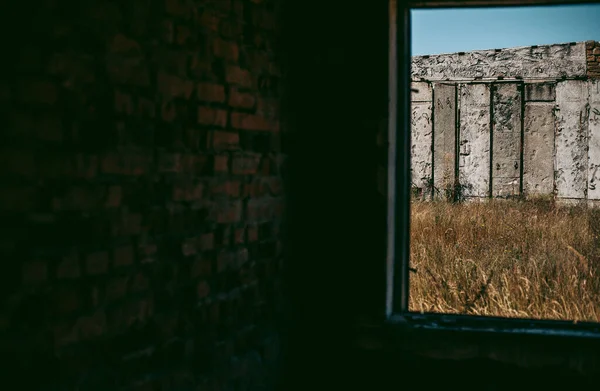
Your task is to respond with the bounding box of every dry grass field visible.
[409,197,600,322]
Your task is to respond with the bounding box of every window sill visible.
[353,313,600,375]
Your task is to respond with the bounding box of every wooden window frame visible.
[386,0,600,339]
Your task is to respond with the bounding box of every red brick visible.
[56,252,81,280]
[190,54,212,79]
[105,186,122,208]
[228,89,256,109]
[197,8,220,31]
[212,38,239,61]
[197,83,226,103]
[226,66,252,88]
[214,154,229,173]
[217,251,235,272]
[165,0,191,17]
[131,272,150,292]
[217,201,242,223]
[247,225,259,242]
[158,73,194,99]
[210,180,241,198]
[173,181,203,201]
[176,25,193,45]
[234,228,245,244]
[210,130,240,150]
[265,177,283,195]
[200,233,214,251]
[191,257,212,279]
[106,57,150,87]
[115,90,133,114]
[86,252,109,275]
[197,281,211,299]
[256,98,279,118]
[53,321,79,348]
[0,150,36,178]
[22,261,48,284]
[36,115,63,142]
[137,97,156,118]
[138,242,158,264]
[76,310,106,340]
[109,33,142,54]
[75,154,98,179]
[0,186,37,212]
[231,112,274,131]
[114,246,134,267]
[237,248,249,266]
[198,107,227,127]
[161,101,177,122]
[220,19,243,39]
[16,80,58,105]
[182,238,198,256]
[52,289,82,314]
[232,154,261,175]
[106,276,129,301]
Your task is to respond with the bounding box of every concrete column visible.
[411,82,433,197]
[523,82,556,197]
[588,80,600,200]
[491,83,522,198]
[459,83,491,198]
[555,80,589,199]
[433,83,457,199]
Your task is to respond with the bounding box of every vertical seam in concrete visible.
[489,83,494,198]
[519,81,525,196]
[455,83,460,202]
[430,81,435,201]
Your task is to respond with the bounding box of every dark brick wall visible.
[587,40,600,79]
[0,1,283,390]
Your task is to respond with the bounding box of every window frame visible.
[386,0,600,339]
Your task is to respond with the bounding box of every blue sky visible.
[411,4,600,56]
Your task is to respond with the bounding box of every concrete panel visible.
[492,83,522,197]
[589,80,600,200]
[411,82,432,102]
[459,83,491,198]
[433,83,457,196]
[411,102,433,191]
[525,82,556,102]
[523,102,555,196]
[412,42,586,81]
[555,80,589,199]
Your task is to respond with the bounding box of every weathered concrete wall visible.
[491,83,522,197]
[589,80,600,200]
[555,80,589,199]
[432,83,457,195]
[459,83,491,198]
[411,41,600,203]
[411,82,433,192]
[412,42,587,81]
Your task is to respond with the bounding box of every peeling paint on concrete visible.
[411,82,432,103]
[492,83,522,197]
[433,83,457,196]
[588,80,600,200]
[525,82,556,102]
[523,102,555,196]
[459,83,491,198]
[411,42,586,81]
[411,100,433,190]
[555,80,589,199]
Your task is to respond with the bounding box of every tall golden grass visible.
[409,197,600,322]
